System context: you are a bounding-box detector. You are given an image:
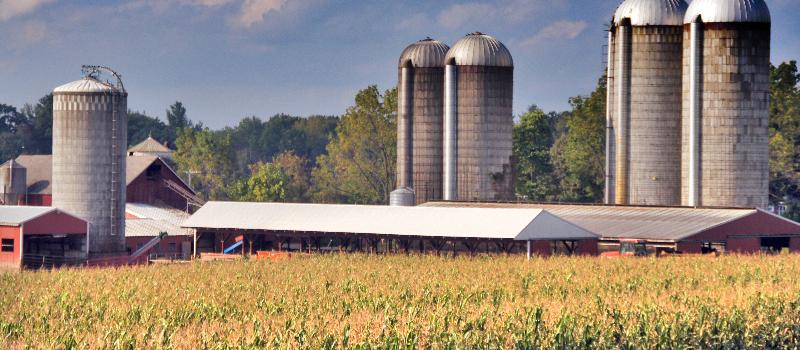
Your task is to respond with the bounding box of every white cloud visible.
[229,0,288,28]
[0,0,55,21]
[520,20,587,48]
[20,20,47,43]
[437,3,493,29]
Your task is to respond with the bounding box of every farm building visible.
[127,136,174,160]
[182,202,599,258]
[125,203,192,259]
[0,206,87,269]
[423,202,800,254]
[0,154,197,210]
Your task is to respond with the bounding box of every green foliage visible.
[311,86,397,204]
[127,111,172,147]
[769,61,800,217]
[513,105,560,201]
[174,128,233,201]
[550,76,607,202]
[228,161,288,202]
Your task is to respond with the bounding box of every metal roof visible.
[182,202,597,241]
[421,202,761,241]
[398,38,450,68]
[614,0,688,26]
[0,206,77,226]
[684,0,770,23]
[444,32,513,67]
[127,136,172,154]
[53,77,122,94]
[126,203,190,237]
[2,155,194,196]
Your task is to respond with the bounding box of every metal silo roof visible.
[53,77,121,94]
[684,0,770,23]
[444,32,513,67]
[614,0,688,26]
[398,38,450,68]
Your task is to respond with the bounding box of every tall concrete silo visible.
[607,0,687,206]
[681,0,770,208]
[52,66,127,255]
[443,32,514,201]
[391,38,449,206]
[0,160,26,205]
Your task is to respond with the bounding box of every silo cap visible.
[613,0,688,26]
[445,32,513,67]
[684,0,770,24]
[53,77,121,94]
[399,38,450,68]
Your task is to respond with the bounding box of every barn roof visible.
[126,203,190,237]
[0,206,83,226]
[182,201,598,241]
[420,202,768,242]
[127,136,172,154]
[1,155,193,196]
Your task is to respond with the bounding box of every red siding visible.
[126,160,191,210]
[0,226,21,268]
[576,239,599,256]
[531,240,551,257]
[677,241,703,254]
[792,237,800,252]
[727,237,761,254]
[24,194,51,206]
[24,211,87,235]
[692,211,800,242]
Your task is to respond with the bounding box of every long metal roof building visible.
[181,202,597,241]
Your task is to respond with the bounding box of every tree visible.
[128,111,171,147]
[513,105,560,201]
[272,151,311,202]
[769,61,800,216]
[551,76,607,202]
[167,101,189,130]
[312,86,397,204]
[174,127,234,201]
[228,162,288,202]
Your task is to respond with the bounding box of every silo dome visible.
[398,38,449,68]
[684,0,770,23]
[613,0,688,26]
[53,77,122,94]
[444,32,513,67]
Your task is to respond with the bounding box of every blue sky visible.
[1,0,799,129]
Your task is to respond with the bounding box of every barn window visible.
[1,239,13,252]
[146,164,162,180]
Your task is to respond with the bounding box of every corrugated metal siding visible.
[684,0,770,23]
[0,206,56,225]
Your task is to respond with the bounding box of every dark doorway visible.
[760,237,790,254]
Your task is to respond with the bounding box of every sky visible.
[1,0,799,129]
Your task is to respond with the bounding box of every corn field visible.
[1,254,800,349]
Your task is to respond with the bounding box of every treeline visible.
[2,61,799,217]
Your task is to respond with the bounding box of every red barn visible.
[0,206,88,269]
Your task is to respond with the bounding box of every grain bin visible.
[52,67,127,255]
[0,160,26,205]
[391,38,449,206]
[607,0,687,205]
[681,0,770,208]
[443,32,514,201]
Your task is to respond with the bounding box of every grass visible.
[1,254,800,349]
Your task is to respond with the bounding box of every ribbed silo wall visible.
[53,92,127,254]
[628,25,682,205]
[396,66,412,190]
[455,66,514,201]
[605,28,616,204]
[681,22,770,208]
[614,24,631,204]
[411,67,444,204]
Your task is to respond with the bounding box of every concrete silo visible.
[681,0,771,208]
[391,38,449,206]
[52,66,127,255]
[607,0,687,206]
[443,33,514,201]
[0,160,26,205]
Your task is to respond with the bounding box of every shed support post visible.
[527,240,531,260]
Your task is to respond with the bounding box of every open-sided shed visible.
[182,202,599,257]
